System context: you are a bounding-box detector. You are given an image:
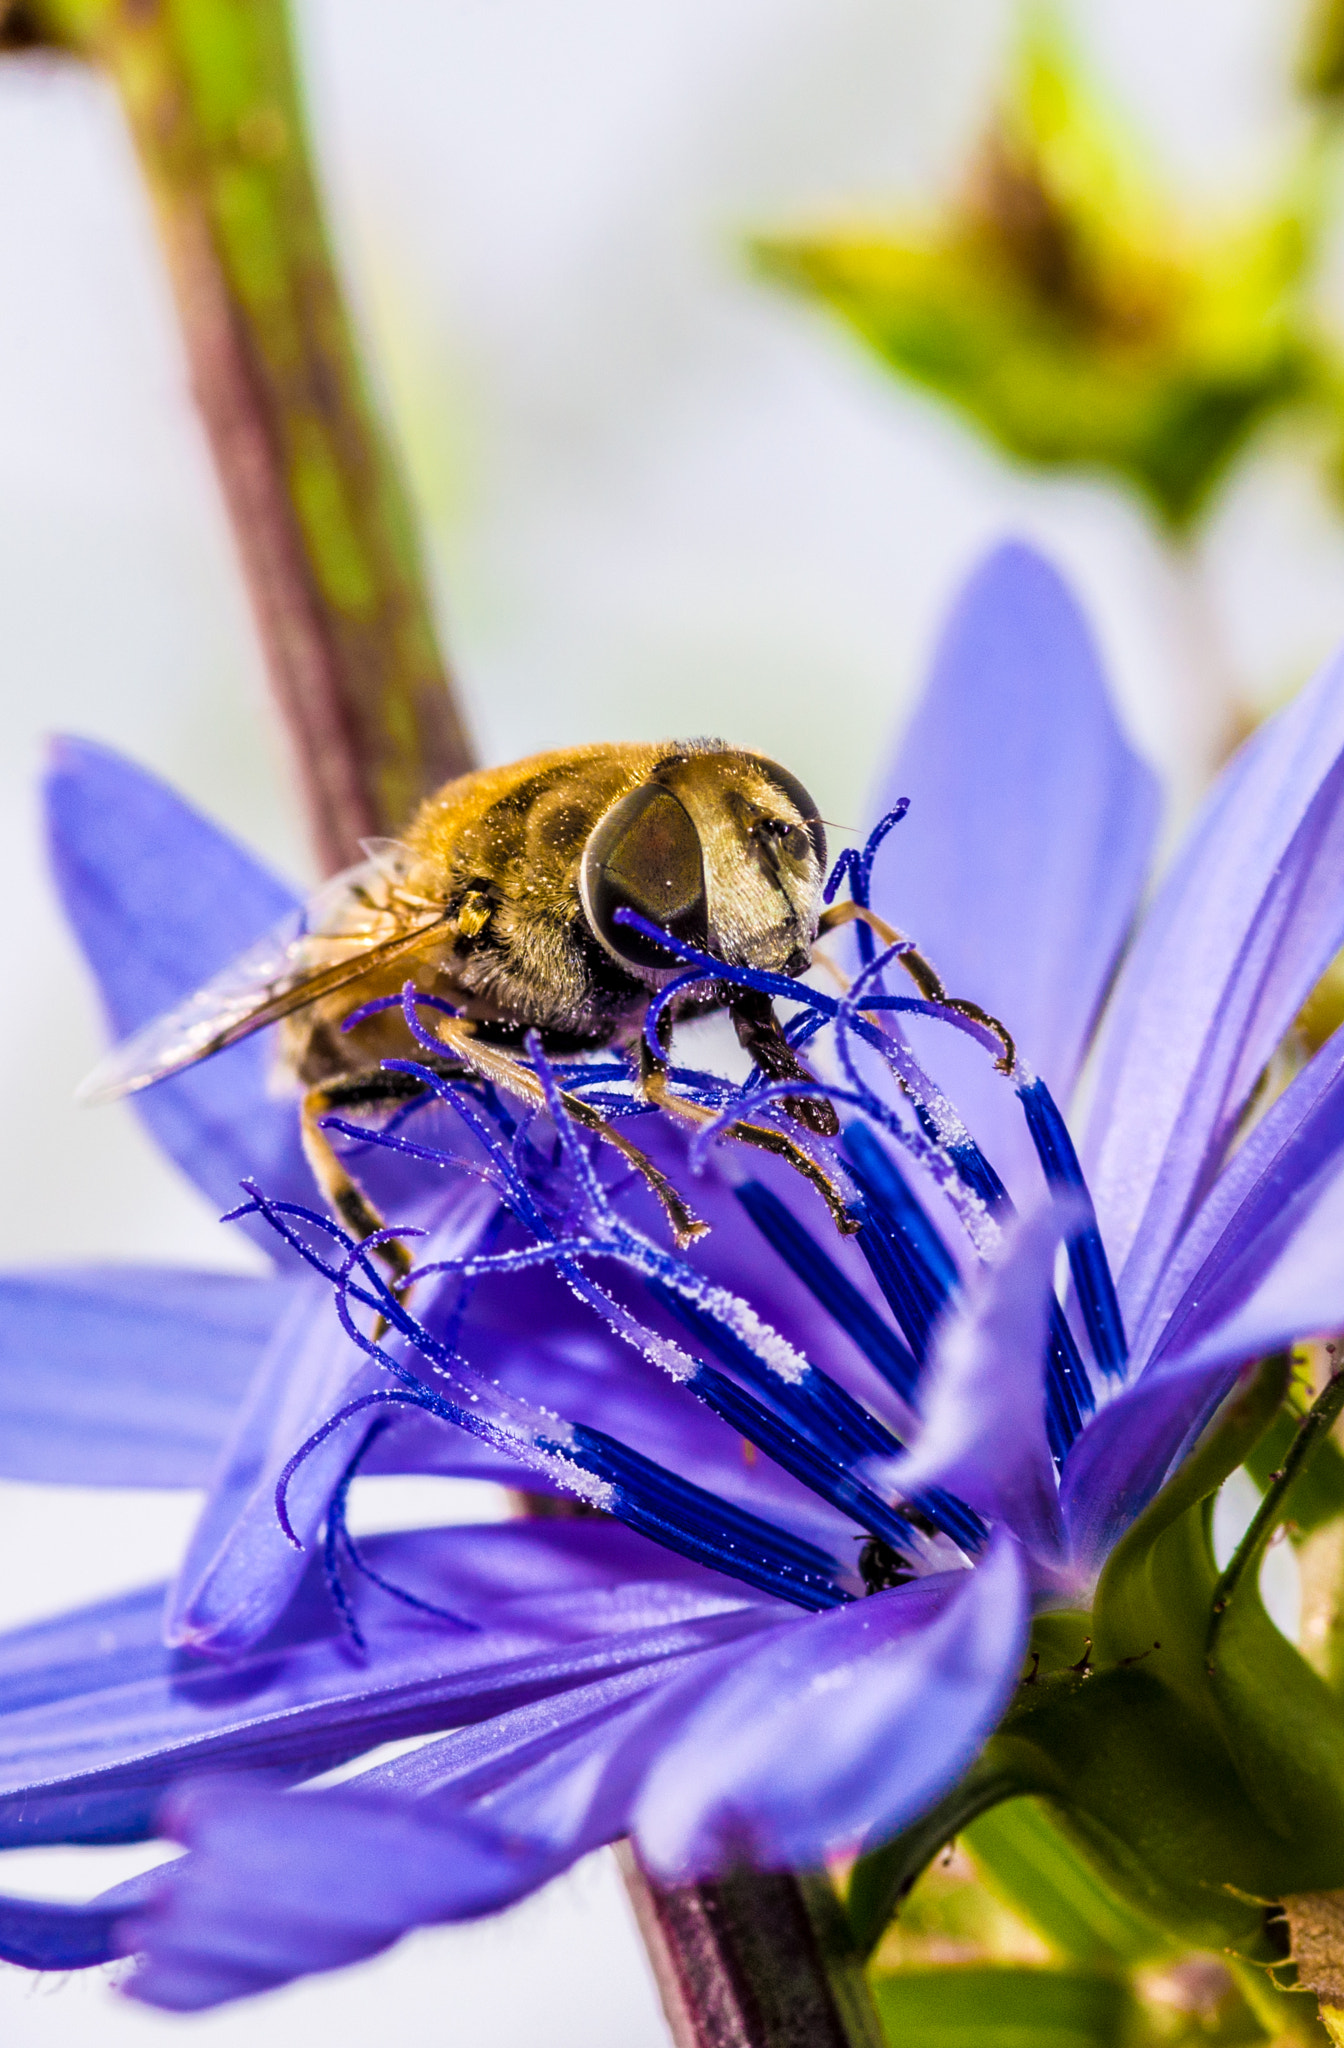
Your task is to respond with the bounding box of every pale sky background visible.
[0,0,1338,2039]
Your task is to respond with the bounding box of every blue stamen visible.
[246,1173,861,1618]
[824,801,910,966]
[1017,1077,1128,1381]
[560,1426,848,1610]
[341,987,460,1034]
[1044,1308,1093,1462]
[321,1425,375,1650]
[243,865,1127,1632]
[649,1277,900,1466]
[733,1182,985,1551]
[736,1179,920,1403]
[903,1101,1011,1213]
[274,1315,849,1618]
[321,1420,480,1648]
[842,1123,959,1352]
[642,1281,918,1551]
[837,1124,1092,1461]
[651,1342,917,1558]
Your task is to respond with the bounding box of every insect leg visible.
[301,1068,452,1283]
[817,901,1016,1073]
[728,989,839,1138]
[638,1039,859,1237]
[431,1017,709,1249]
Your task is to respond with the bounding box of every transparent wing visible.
[77,847,449,1103]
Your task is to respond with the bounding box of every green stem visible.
[1210,1365,1344,1646]
[23,0,472,874]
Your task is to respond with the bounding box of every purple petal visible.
[0,1877,154,1971]
[165,1276,383,1656]
[120,1658,719,2010]
[1084,644,1344,1329]
[0,1522,773,1849]
[867,543,1158,1187]
[1060,1354,1248,1575]
[1059,1037,1344,1569]
[1165,1158,1344,1376]
[45,738,311,1256]
[167,1181,501,1656]
[880,1208,1068,1566]
[1133,1025,1344,1371]
[631,1533,1027,1876]
[358,1654,708,1827]
[0,1268,289,1487]
[119,1780,570,2011]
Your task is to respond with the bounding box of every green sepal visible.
[850,1358,1330,1961]
[1090,1354,1290,1718]
[1244,1411,1344,1539]
[848,1752,1046,1958]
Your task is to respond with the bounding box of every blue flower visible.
[5,542,1344,2010]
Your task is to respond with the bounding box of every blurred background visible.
[0,0,1341,2038]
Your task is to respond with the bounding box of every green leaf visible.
[964,1799,1168,1969]
[868,1966,1133,2048]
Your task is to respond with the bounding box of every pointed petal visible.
[881,1207,1067,1562]
[0,1268,289,1487]
[167,1183,500,1655]
[0,1523,771,1849]
[118,1782,569,2011]
[1133,1024,1344,1371]
[632,1534,1027,1876]
[45,739,311,1254]
[867,543,1158,1184]
[1084,645,1344,1330]
[1166,1159,1344,1376]
[120,1661,715,2010]
[1054,1034,1344,1569]
[1062,1024,1344,1569]
[0,1876,157,1971]
[1060,1354,1245,1575]
[164,1276,379,1655]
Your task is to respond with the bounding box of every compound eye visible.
[745,756,827,872]
[580,783,708,971]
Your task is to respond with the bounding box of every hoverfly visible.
[81,741,886,1270]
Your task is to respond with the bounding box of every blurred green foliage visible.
[870,1965,1136,2048]
[867,1808,1292,2046]
[754,27,1324,532]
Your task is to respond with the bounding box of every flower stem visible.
[618,1849,884,2048]
[22,0,472,874]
